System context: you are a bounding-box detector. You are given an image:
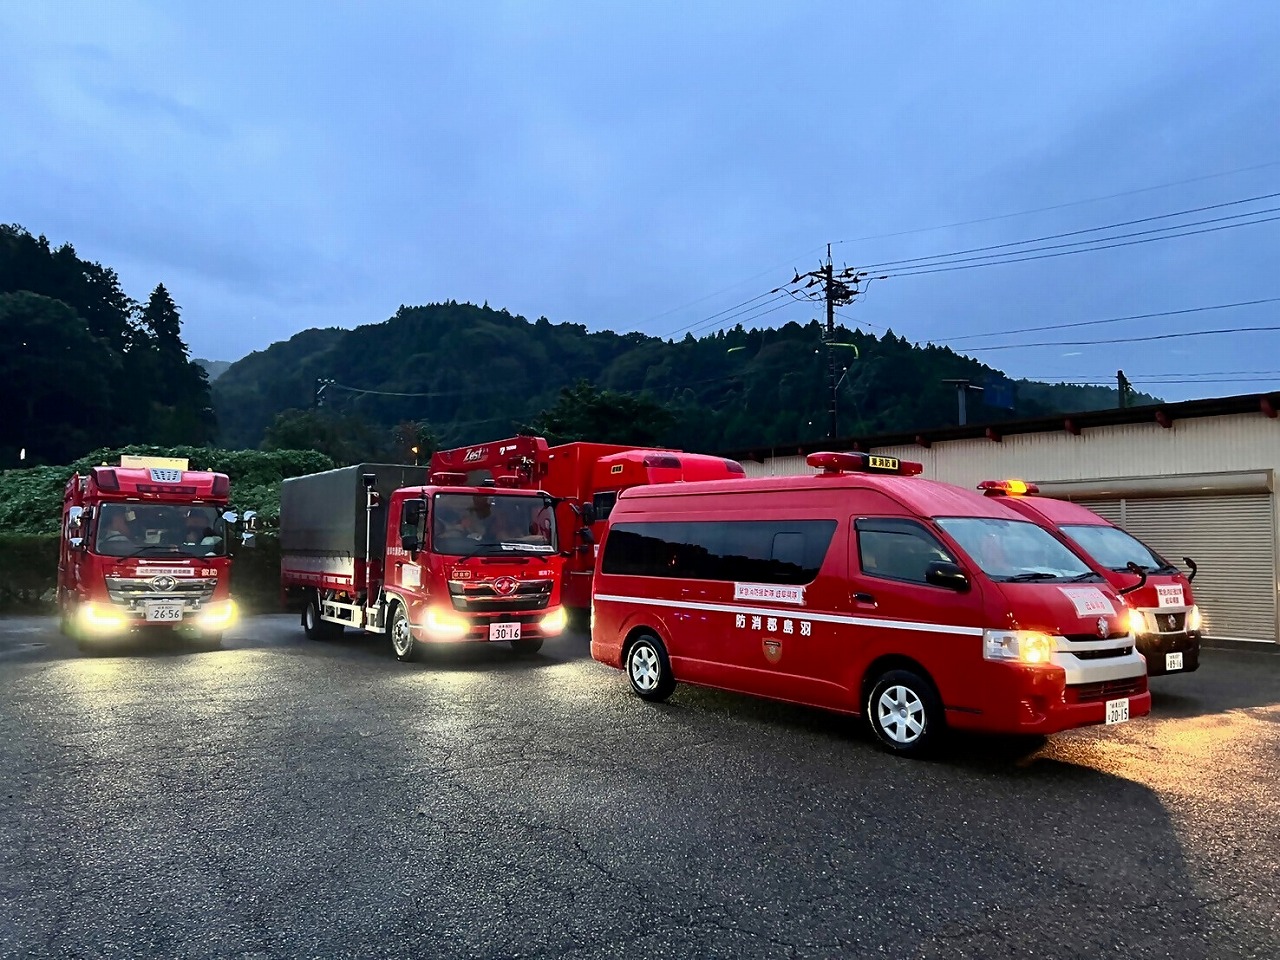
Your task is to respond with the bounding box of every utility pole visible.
[783,246,883,438]
[941,379,984,425]
[314,378,335,408]
[1117,370,1132,409]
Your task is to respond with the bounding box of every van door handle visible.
[854,592,876,605]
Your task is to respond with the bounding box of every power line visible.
[955,323,1280,352]
[831,159,1280,247]
[859,192,1280,272]
[934,297,1280,344]
[885,212,1280,279]
[663,289,781,337]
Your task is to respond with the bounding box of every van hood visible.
[995,581,1126,637]
[1097,570,1193,611]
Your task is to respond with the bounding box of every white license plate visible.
[1104,697,1130,725]
[145,604,184,622]
[489,622,521,642]
[1166,651,1184,671]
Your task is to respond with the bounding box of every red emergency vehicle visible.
[590,451,1150,757]
[279,463,567,660]
[429,436,746,614]
[57,455,248,647]
[978,480,1201,675]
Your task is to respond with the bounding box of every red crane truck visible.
[57,455,251,648]
[429,436,747,615]
[279,463,568,661]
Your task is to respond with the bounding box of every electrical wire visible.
[956,324,1280,352]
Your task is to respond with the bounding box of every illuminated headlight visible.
[540,607,568,636]
[79,602,129,634]
[983,629,1054,665]
[196,600,238,631]
[423,606,469,640]
[1128,608,1148,636]
[1187,604,1203,632]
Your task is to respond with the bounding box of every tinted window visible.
[601,520,837,584]
[593,491,618,521]
[856,518,955,585]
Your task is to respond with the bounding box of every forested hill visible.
[213,301,1157,454]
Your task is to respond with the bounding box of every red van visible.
[590,452,1150,757]
[977,480,1201,676]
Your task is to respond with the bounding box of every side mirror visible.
[69,537,85,551]
[578,526,595,545]
[1182,556,1197,583]
[243,510,258,532]
[925,561,970,592]
[68,506,84,530]
[579,502,597,526]
[401,533,421,554]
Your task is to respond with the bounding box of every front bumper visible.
[1135,630,1202,675]
[76,600,236,637]
[409,606,568,644]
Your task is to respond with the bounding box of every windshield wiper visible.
[1001,572,1059,582]
[115,544,181,563]
[1068,571,1101,582]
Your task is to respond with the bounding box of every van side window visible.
[856,518,955,586]
[602,520,837,585]
[593,491,618,522]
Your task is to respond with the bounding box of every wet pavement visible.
[1,614,1277,959]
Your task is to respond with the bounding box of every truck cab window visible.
[592,491,618,522]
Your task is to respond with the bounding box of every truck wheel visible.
[510,637,543,656]
[389,603,417,662]
[302,592,342,641]
[866,668,944,758]
[626,633,676,702]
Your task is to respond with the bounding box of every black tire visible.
[302,592,342,641]
[625,633,676,702]
[865,668,944,758]
[510,637,544,656]
[388,603,417,662]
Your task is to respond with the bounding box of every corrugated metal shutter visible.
[1079,494,1275,642]
[1071,498,1123,525]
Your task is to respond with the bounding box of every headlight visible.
[423,606,469,640]
[1187,604,1203,632]
[196,600,238,631]
[983,629,1054,664]
[540,607,568,635]
[1127,608,1148,635]
[79,602,128,633]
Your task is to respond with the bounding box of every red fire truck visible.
[279,463,567,661]
[429,436,747,614]
[57,455,250,648]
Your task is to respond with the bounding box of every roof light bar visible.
[977,479,1039,496]
[806,451,923,476]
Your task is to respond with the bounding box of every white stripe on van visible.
[592,594,986,637]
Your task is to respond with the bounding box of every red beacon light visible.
[806,451,923,477]
[977,479,1039,496]
[431,471,467,485]
[493,474,522,488]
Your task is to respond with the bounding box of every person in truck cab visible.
[183,510,215,545]
[100,510,136,544]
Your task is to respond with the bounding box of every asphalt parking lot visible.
[1,615,1277,960]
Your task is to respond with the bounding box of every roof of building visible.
[720,390,1280,462]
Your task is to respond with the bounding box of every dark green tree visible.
[137,283,216,444]
[523,380,676,446]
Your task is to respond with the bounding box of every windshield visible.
[94,503,228,558]
[936,517,1095,582]
[431,493,557,555]
[1060,524,1172,572]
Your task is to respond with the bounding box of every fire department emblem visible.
[762,639,782,664]
[150,576,177,593]
[1096,616,1109,638]
[493,577,519,597]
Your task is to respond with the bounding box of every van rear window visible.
[601,520,837,585]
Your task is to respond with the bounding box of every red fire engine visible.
[429,437,746,614]
[57,455,251,648]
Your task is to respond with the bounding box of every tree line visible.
[0,225,217,466]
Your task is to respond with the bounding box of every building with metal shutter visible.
[723,393,1280,645]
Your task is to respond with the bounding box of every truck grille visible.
[105,577,217,610]
[1065,676,1146,704]
[1153,612,1187,633]
[449,579,553,613]
[1073,646,1134,660]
